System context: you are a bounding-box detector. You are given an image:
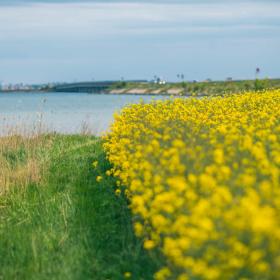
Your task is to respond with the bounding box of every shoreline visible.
[2,78,280,96]
[0,90,209,97]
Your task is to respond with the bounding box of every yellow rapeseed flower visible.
[124,272,131,278]
[104,89,280,279]
[115,188,121,196]
[144,239,156,250]
[96,176,102,182]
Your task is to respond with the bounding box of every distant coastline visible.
[1,78,279,96]
[0,90,48,94]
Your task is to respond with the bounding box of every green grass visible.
[0,135,158,280]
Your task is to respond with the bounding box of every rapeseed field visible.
[104,89,280,280]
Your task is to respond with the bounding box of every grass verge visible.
[0,135,157,280]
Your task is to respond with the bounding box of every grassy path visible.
[0,135,157,280]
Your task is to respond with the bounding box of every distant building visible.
[153,77,166,85]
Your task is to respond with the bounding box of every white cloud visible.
[0,0,279,84]
[0,1,279,40]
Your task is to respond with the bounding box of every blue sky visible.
[0,0,279,83]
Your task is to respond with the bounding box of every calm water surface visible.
[0,92,168,135]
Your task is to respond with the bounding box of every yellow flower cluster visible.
[104,90,280,280]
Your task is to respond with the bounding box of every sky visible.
[0,0,279,84]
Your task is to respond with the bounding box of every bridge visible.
[53,80,148,93]
[54,81,116,93]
